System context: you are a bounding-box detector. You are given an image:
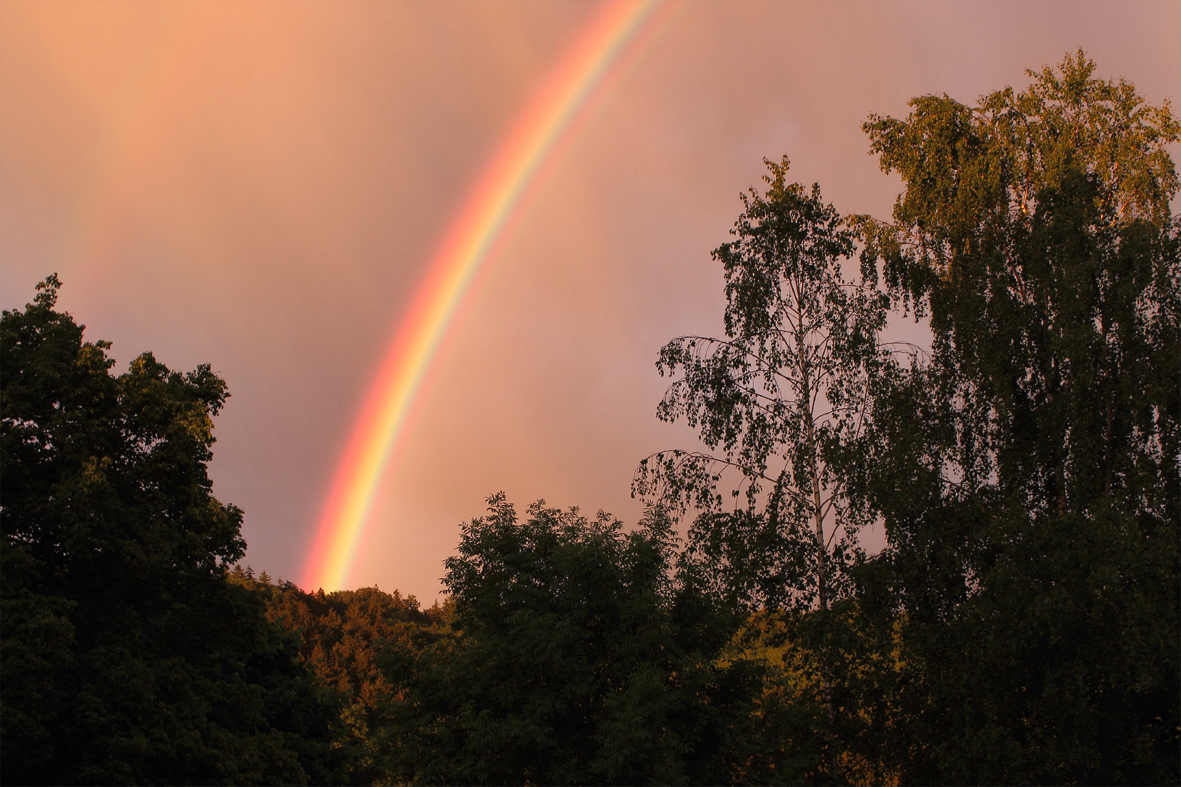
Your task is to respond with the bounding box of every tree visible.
[633,157,889,780]
[1,276,342,784]
[858,52,1180,783]
[382,494,785,786]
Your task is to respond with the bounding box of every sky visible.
[2,0,1178,601]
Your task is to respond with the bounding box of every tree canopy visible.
[1,276,342,785]
[634,158,889,616]
[632,51,1179,785]
[852,52,1180,784]
[379,494,799,786]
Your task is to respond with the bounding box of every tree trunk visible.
[805,406,838,783]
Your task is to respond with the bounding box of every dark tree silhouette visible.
[634,158,890,780]
[380,494,799,786]
[857,52,1180,783]
[1,276,342,785]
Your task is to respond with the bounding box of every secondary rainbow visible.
[302,0,665,591]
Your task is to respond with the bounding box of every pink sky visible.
[2,1,1178,600]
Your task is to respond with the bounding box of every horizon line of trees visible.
[3,51,1178,785]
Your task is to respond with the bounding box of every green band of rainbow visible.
[302,0,664,592]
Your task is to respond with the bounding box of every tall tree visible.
[1,276,342,785]
[634,158,890,779]
[858,52,1180,783]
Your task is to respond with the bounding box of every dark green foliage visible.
[382,494,795,786]
[1,277,343,785]
[634,52,1179,785]
[634,159,889,615]
[634,157,892,782]
[857,52,1180,784]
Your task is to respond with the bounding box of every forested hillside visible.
[3,53,1177,785]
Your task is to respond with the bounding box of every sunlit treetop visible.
[863,51,1179,294]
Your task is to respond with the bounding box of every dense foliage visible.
[230,502,823,786]
[388,495,819,786]
[2,53,1176,786]
[226,569,451,784]
[856,51,1180,783]
[1,277,342,785]
[638,52,1179,785]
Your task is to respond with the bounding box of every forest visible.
[2,53,1178,785]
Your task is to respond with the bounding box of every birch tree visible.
[634,158,889,779]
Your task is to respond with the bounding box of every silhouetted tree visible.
[381,494,795,786]
[857,52,1180,783]
[634,157,890,780]
[1,276,343,785]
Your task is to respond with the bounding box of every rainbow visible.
[302,0,666,592]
